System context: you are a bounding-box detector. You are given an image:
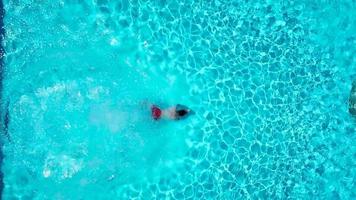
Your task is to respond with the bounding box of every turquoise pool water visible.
[1,0,356,199]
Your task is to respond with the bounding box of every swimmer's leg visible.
[140,99,152,109]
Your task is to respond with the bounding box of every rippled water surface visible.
[1,0,356,199]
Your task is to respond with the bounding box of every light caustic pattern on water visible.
[2,0,356,199]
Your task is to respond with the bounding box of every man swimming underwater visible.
[150,104,194,120]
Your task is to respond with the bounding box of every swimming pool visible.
[1,0,355,199]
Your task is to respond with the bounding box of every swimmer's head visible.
[175,104,194,120]
[177,109,188,117]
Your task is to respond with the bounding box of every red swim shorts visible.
[151,105,162,120]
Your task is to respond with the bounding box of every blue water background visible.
[1,0,356,199]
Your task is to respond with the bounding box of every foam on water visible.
[2,1,193,198]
